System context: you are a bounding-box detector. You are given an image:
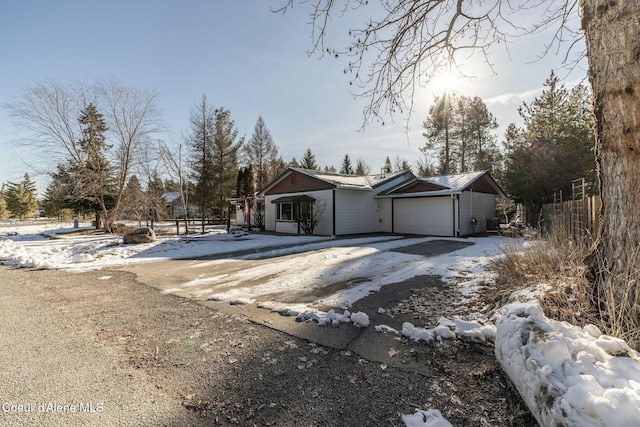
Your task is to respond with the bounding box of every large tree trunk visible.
[582,1,640,311]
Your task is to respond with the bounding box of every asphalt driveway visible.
[118,235,477,350]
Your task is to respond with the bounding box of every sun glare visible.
[432,71,458,92]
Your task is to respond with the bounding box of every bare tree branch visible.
[275,0,584,125]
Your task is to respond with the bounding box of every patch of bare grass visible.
[590,248,640,350]
[489,223,640,350]
[487,225,591,318]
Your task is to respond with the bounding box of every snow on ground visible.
[1,220,639,426]
[0,221,334,270]
[187,235,503,312]
[496,301,640,427]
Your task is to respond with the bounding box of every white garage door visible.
[393,197,455,236]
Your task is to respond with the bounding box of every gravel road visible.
[0,264,537,426]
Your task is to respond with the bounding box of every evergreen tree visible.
[244,116,279,190]
[423,93,498,174]
[394,156,412,172]
[355,159,369,176]
[383,156,393,173]
[77,103,117,229]
[5,174,38,220]
[299,148,319,170]
[416,151,437,177]
[459,96,499,172]
[504,72,596,212]
[43,161,106,217]
[186,95,217,219]
[501,124,538,208]
[289,157,300,168]
[323,165,337,173]
[236,166,254,198]
[449,95,474,172]
[163,179,181,193]
[121,175,145,223]
[340,154,354,174]
[211,107,243,216]
[42,173,63,218]
[145,171,166,225]
[0,184,8,220]
[520,72,596,199]
[422,92,454,174]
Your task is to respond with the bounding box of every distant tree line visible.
[1,71,594,228]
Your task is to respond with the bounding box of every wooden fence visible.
[542,195,601,244]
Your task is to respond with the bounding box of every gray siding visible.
[459,191,496,235]
[334,189,378,235]
[376,199,393,233]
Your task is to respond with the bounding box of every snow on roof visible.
[377,170,505,198]
[161,192,181,204]
[292,168,371,189]
[419,170,488,192]
[290,168,409,191]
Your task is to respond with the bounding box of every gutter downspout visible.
[332,189,336,236]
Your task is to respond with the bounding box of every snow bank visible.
[391,315,494,343]
[295,309,371,328]
[495,301,640,427]
[401,409,452,427]
[296,309,353,326]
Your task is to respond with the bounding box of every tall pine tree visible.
[244,116,279,190]
[382,156,393,173]
[299,148,319,170]
[211,107,243,217]
[77,103,116,229]
[340,154,354,174]
[236,166,254,198]
[502,72,596,212]
[186,95,217,219]
[423,93,499,174]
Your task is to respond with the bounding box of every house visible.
[256,167,505,237]
[161,192,200,219]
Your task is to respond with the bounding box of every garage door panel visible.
[394,197,454,236]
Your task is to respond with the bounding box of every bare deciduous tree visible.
[98,78,162,228]
[5,77,161,231]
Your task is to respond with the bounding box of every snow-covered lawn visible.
[1,220,638,426]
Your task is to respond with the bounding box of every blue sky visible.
[0,0,587,193]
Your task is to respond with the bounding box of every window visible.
[277,202,294,221]
[276,201,314,221]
